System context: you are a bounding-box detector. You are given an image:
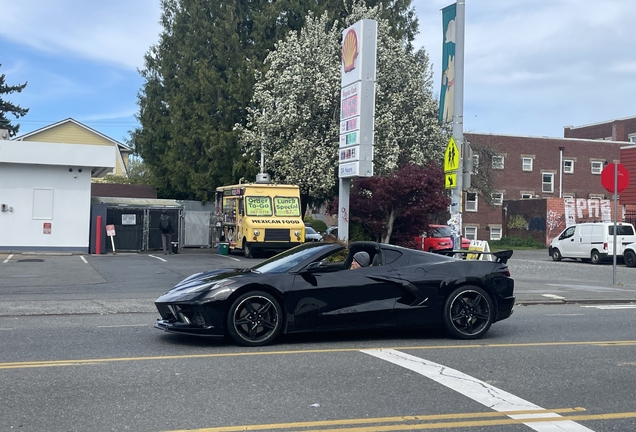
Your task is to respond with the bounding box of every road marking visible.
[363,349,594,432]
[164,411,636,432]
[149,255,167,262]
[581,305,636,310]
[2,254,13,264]
[80,256,88,264]
[219,255,241,262]
[542,294,566,299]
[96,324,148,328]
[0,340,635,370]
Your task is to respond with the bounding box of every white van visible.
[549,222,636,264]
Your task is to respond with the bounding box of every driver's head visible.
[352,251,370,268]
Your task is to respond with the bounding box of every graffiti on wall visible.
[547,210,563,237]
[564,198,611,227]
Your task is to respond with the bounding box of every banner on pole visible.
[439,3,457,124]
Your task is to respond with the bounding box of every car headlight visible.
[253,229,260,237]
[185,278,234,294]
[294,230,300,237]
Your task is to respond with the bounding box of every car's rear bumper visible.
[496,295,515,321]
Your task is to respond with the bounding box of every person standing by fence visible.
[159,210,174,255]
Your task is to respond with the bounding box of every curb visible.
[517,299,636,306]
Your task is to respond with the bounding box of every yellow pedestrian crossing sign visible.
[445,172,457,189]
[444,137,459,173]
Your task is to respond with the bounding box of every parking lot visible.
[1,248,635,318]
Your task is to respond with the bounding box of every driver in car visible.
[350,251,370,269]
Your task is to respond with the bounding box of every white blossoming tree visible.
[238,2,446,215]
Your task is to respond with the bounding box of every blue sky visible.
[1,0,634,145]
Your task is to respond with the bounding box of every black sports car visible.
[154,241,515,346]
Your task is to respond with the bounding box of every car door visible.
[288,265,404,332]
[558,225,578,258]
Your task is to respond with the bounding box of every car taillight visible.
[603,242,608,250]
[499,267,511,277]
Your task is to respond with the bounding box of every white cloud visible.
[0,0,162,70]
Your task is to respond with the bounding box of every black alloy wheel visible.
[624,250,636,267]
[591,250,602,265]
[443,286,494,339]
[551,249,562,261]
[226,291,283,346]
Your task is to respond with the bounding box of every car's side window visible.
[560,226,575,240]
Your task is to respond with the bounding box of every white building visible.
[0,139,115,252]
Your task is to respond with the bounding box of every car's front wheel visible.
[226,291,283,346]
[624,250,636,267]
[551,248,562,261]
[443,286,494,339]
[243,242,253,258]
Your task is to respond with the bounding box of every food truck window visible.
[245,196,272,216]
[273,196,301,217]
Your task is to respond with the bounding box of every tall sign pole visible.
[338,20,377,242]
[441,1,467,250]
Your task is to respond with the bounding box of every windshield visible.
[273,196,301,217]
[245,196,273,216]
[431,226,452,237]
[306,227,318,234]
[251,243,337,274]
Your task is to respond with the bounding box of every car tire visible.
[226,291,283,347]
[624,250,636,267]
[591,250,602,265]
[443,286,494,340]
[551,248,562,261]
[428,247,435,253]
[244,242,253,259]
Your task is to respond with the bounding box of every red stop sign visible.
[601,163,629,194]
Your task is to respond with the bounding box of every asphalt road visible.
[0,305,635,431]
[1,248,636,431]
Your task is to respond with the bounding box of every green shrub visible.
[304,217,328,234]
[490,235,546,249]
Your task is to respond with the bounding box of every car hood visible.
[156,268,247,302]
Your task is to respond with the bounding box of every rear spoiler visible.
[436,249,514,264]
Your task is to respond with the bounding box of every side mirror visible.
[304,261,327,272]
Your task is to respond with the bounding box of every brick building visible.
[564,115,636,143]
[461,132,631,242]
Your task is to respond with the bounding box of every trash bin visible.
[218,243,229,255]
[171,242,179,254]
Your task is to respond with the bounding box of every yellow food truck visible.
[215,178,305,257]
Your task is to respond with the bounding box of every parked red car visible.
[415,224,471,252]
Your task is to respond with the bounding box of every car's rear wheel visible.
[624,250,636,267]
[443,286,494,339]
[551,248,562,261]
[226,291,282,346]
[591,250,602,264]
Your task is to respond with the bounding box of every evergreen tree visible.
[0,63,29,138]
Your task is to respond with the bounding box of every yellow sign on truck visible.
[215,181,305,258]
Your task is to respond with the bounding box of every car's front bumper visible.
[154,301,225,337]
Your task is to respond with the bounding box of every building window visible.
[465,192,478,212]
[522,157,533,171]
[591,161,603,174]
[492,155,504,169]
[629,134,636,143]
[489,227,502,241]
[563,159,574,173]
[465,226,477,240]
[472,154,479,174]
[589,194,605,199]
[491,192,503,206]
[563,193,575,199]
[521,193,533,199]
[542,172,554,193]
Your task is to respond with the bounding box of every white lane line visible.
[2,254,13,264]
[0,328,14,331]
[96,324,148,328]
[80,256,88,264]
[543,294,566,300]
[582,305,636,310]
[219,255,241,262]
[362,349,594,432]
[149,255,167,262]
